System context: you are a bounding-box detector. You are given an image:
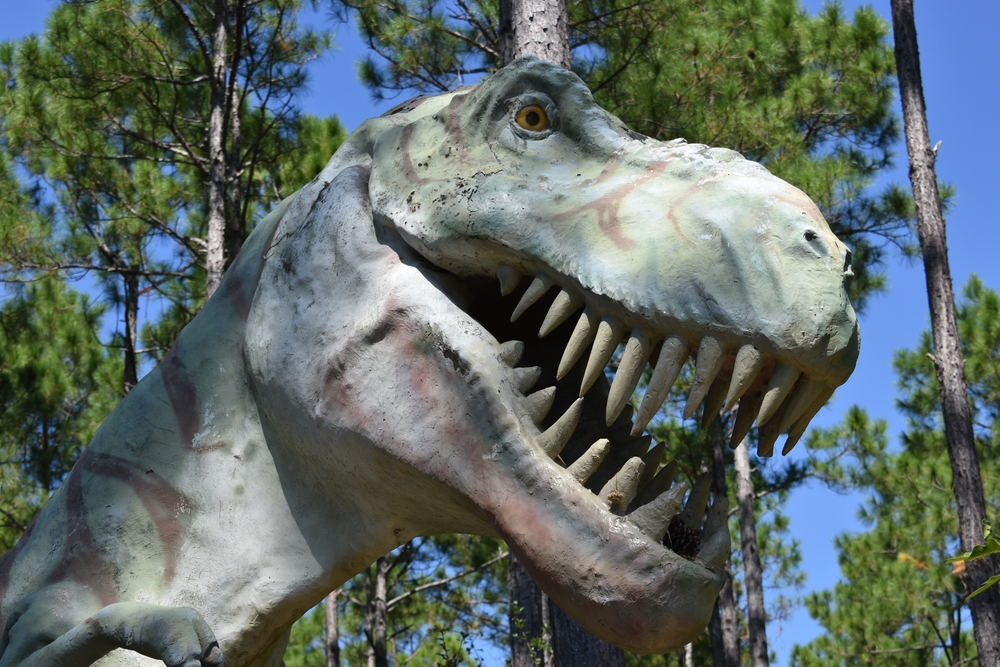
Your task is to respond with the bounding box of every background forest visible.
[0,0,997,665]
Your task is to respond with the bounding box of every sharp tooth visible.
[729,388,763,450]
[510,274,554,323]
[781,386,835,455]
[756,401,787,457]
[499,340,525,366]
[497,263,522,296]
[557,309,598,380]
[702,495,730,537]
[513,366,542,394]
[567,439,611,484]
[635,459,679,507]
[638,441,665,489]
[777,375,827,434]
[695,524,731,571]
[678,472,712,527]
[580,317,625,396]
[632,336,688,436]
[756,362,801,427]
[539,289,583,338]
[538,398,583,458]
[599,457,645,511]
[606,328,653,426]
[627,482,687,541]
[524,387,556,425]
[723,344,763,412]
[683,337,726,420]
[700,370,731,430]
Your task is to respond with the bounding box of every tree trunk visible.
[123,271,139,395]
[371,556,389,667]
[206,0,230,299]
[225,1,245,265]
[509,554,550,667]
[325,589,340,667]
[709,433,740,667]
[550,604,624,667]
[889,2,1000,664]
[734,442,768,667]
[498,0,571,68]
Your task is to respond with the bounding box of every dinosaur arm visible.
[7,603,224,667]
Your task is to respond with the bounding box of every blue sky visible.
[2,0,998,663]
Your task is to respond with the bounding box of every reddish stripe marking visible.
[160,344,199,448]
[50,458,118,606]
[76,451,186,582]
[551,161,671,251]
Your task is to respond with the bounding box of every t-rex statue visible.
[0,56,859,666]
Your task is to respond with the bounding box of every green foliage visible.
[285,536,507,665]
[0,0,331,368]
[792,278,1000,666]
[0,278,120,550]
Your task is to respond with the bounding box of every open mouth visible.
[427,254,841,570]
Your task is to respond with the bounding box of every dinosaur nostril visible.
[804,230,817,242]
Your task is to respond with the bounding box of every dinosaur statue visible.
[0,56,859,666]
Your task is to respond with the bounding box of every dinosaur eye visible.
[515,105,550,132]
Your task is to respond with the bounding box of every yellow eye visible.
[515,104,550,132]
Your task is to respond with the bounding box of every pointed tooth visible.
[497,263,522,296]
[627,482,688,541]
[606,328,653,425]
[632,336,688,436]
[729,388,763,449]
[756,363,801,427]
[513,366,542,394]
[580,317,625,396]
[539,289,583,338]
[702,495,729,537]
[599,457,644,510]
[781,386,835,455]
[636,459,679,507]
[523,387,556,425]
[510,274,554,323]
[638,441,665,489]
[777,376,827,434]
[499,340,524,366]
[678,472,712,527]
[723,345,763,412]
[567,439,611,484]
[557,309,598,380]
[700,370,731,430]
[756,400,788,457]
[695,524,731,571]
[538,398,583,458]
[683,337,726,420]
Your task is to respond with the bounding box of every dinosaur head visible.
[248,57,857,653]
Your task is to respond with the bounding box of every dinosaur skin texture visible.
[0,57,859,666]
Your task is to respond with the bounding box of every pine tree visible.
[0,0,330,391]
